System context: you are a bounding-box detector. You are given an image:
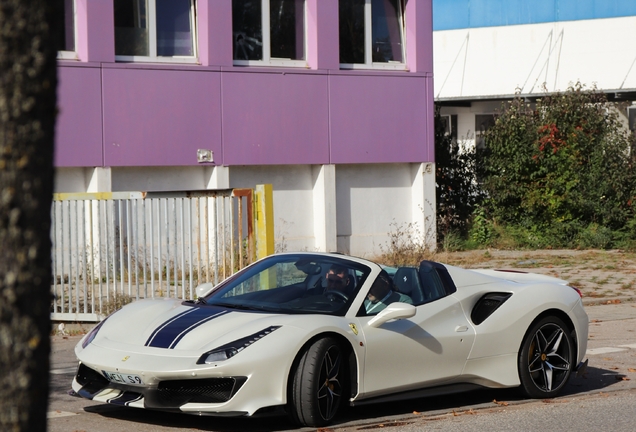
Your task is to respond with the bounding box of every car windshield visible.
[202,254,371,316]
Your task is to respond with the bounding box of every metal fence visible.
[51,189,255,322]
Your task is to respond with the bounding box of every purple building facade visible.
[56,0,435,255]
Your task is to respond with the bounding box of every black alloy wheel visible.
[518,316,574,398]
[290,337,345,427]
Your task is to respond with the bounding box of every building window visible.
[475,113,497,181]
[628,105,636,134]
[233,0,306,66]
[57,0,76,59]
[339,0,405,70]
[440,114,458,142]
[114,0,197,62]
[475,114,497,151]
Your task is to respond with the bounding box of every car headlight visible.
[81,316,109,349]
[197,326,280,365]
[201,348,240,363]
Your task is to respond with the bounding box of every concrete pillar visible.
[79,168,111,281]
[312,164,337,252]
[86,167,112,192]
[411,162,437,250]
[205,166,230,189]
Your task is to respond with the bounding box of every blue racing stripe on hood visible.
[145,306,229,349]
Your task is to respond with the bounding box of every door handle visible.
[455,325,468,332]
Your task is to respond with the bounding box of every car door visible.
[358,296,475,396]
[357,262,476,397]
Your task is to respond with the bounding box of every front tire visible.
[290,337,345,427]
[518,316,574,398]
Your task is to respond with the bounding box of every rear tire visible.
[290,337,345,427]
[518,316,574,398]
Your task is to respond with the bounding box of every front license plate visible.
[102,370,144,385]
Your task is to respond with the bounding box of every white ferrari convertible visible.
[72,252,588,427]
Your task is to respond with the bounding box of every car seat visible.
[392,267,424,304]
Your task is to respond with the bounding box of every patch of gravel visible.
[436,249,636,306]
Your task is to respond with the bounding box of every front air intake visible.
[155,377,248,406]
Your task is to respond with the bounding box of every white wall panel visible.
[229,165,316,252]
[335,164,415,257]
[55,163,436,258]
[434,16,636,99]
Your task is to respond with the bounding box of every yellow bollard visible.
[255,184,275,260]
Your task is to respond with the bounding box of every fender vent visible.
[471,293,512,325]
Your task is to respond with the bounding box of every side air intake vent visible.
[471,292,512,325]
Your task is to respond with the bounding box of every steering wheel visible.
[325,290,348,303]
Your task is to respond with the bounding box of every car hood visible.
[92,298,294,352]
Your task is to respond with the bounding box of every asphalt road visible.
[48,302,636,432]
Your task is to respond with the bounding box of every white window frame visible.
[339,0,406,71]
[233,0,307,68]
[58,0,78,60]
[115,0,198,64]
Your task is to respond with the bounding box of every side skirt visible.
[350,383,484,407]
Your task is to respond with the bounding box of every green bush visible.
[468,206,495,246]
[477,83,636,249]
[441,230,464,252]
[435,107,483,245]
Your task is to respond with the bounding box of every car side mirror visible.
[367,302,416,327]
[195,282,214,299]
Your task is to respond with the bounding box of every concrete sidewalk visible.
[586,300,636,321]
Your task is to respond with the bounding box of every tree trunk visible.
[0,1,58,430]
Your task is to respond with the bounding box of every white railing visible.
[51,189,255,322]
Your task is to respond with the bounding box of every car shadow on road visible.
[561,365,630,396]
[83,404,300,432]
[82,365,626,432]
